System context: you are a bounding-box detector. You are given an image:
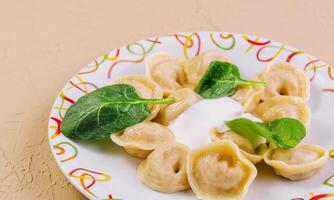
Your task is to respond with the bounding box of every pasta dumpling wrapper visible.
[138,143,190,193]
[111,122,175,158]
[110,75,163,120]
[232,80,265,112]
[184,50,231,88]
[154,88,202,125]
[210,128,268,164]
[256,62,310,100]
[264,144,329,180]
[253,96,310,128]
[145,52,187,96]
[187,140,257,200]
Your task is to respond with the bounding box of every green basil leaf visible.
[60,84,175,141]
[225,118,268,148]
[226,117,306,149]
[267,118,306,149]
[195,61,265,99]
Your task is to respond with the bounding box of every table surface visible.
[1,0,334,199]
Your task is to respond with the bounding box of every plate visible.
[48,32,334,200]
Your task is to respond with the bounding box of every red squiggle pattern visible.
[107,54,144,79]
[60,92,76,104]
[146,38,161,44]
[107,39,159,79]
[256,45,285,62]
[55,92,76,120]
[174,34,193,47]
[242,35,271,53]
[79,61,99,75]
[174,33,201,60]
[323,89,334,92]
[210,33,236,50]
[309,193,334,200]
[69,80,88,94]
[243,35,271,46]
[286,51,304,62]
[67,76,99,94]
[79,49,120,75]
[304,59,320,82]
[69,168,113,199]
[50,117,61,139]
[53,141,78,163]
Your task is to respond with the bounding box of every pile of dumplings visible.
[110,50,329,200]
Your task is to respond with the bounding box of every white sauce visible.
[168,97,262,149]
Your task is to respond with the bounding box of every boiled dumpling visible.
[184,50,231,88]
[111,75,163,120]
[145,52,187,96]
[256,62,310,100]
[154,88,202,125]
[187,140,257,200]
[253,96,310,128]
[232,81,265,112]
[210,128,268,164]
[110,122,175,158]
[264,144,329,180]
[210,128,254,154]
[138,143,190,193]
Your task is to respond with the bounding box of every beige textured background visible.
[0,0,333,199]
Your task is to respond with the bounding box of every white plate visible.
[48,32,334,200]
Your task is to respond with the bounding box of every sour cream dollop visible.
[168,97,262,149]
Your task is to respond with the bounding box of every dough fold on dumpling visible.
[154,88,202,125]
[110,75,163,120]
[264,144,329,180]
[210,128,268,164]
[232,80,265,112]
[145,52,187,96]
[256,62,310,100]
[184,50,230,88]
[111,122,175,158]
[138,143,190,193]
[187,140,257,200]
[253,96,310,128]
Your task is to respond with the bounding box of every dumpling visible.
[184,50,231,88]
[111,75,163,120]
[145,52,187,96]
[154,88,202,125]
[110,122,175,158]
[210,128,268,164]
[187,140,257,200]
[256,62,310,100]
[210,128,254,154]
[253,96,310,128]
[264,144,329,180]
[138,143,190,193]
[232,81,265,112]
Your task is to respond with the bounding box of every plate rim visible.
[47,31,333,200]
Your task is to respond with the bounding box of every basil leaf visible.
[226,118,306,149]
[225,118,268,148]
[267,118,306,149]
[60,84,175,140]
[195,61,265,99]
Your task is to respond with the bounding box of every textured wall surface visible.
[0,0,333,199]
